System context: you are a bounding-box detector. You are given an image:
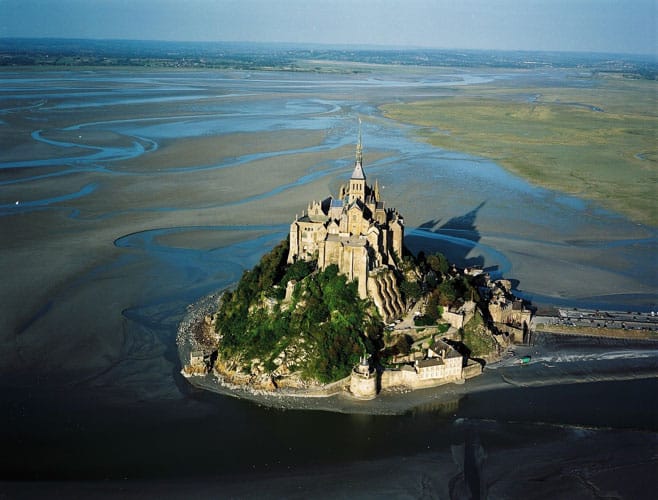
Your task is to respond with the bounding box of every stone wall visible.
[380,364,463,391]
[463,361,483,379]
[381,367,418,388]
[495,323,527,344]
[350,371,377,399]
[443,310,465,329]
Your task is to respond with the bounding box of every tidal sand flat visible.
[1,67,656,495]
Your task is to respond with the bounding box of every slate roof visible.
[351,162,365,180]
[417,358,444,368]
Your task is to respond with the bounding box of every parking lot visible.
[557,308,658,331]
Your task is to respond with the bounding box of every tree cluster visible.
[215,240,379,383]
[404,251,479,323]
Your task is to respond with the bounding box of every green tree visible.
[215,244,380,383]
[425,289,441,321]
[427,252,449,275]
[400,279,422,302]
[281,259,314,285]
[438,279,458,306]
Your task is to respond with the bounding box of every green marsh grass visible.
[382,78,657,225]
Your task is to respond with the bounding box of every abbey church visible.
[287,127,405,320]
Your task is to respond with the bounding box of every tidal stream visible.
[1,68,656,496]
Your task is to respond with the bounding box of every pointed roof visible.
[351,162,365,180]
[351,118,366,180]
[348,198,365,212]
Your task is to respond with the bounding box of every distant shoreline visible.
[2,39,656,74]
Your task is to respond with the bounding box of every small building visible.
[442,300,477,329]
[416,357,445,379]
[415,340,463,381]
[487,280,532,327]
[183,350,208,376]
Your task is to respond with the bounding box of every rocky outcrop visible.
[177,291,223,376]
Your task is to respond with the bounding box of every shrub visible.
[460,312,497,357]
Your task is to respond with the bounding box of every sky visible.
[0,0,656,55]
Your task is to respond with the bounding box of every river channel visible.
[1,68,656,496]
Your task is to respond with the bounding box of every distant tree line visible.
[2,39,655,79]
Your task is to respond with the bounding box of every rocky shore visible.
[175,290,225,367]
[177,291,658,415]
[177,291,489,414]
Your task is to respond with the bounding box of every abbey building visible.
[287,128,405,320]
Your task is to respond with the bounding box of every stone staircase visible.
[368,269,405,322]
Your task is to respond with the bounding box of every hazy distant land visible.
[2,37,657,77]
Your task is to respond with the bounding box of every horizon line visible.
[2,36,656,60]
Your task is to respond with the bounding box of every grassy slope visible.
[460,311,497,358]
[381,77,657,226]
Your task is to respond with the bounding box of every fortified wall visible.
[349,340,464,399]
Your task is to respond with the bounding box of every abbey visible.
[287,128,405,320]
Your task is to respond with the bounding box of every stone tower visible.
[350,353,377,399]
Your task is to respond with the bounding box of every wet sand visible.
[1,67,654,387]
[3,426,656,499]
[1,67,656,494]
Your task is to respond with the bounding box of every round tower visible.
[350,354,378,399]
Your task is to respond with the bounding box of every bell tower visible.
[349,119,366,203]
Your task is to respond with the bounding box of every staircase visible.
[368,269,405,322]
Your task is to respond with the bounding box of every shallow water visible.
[1,68,656,494]
[2,69,655,305]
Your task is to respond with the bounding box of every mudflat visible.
[1,67,656,390]
[1,67,656,493]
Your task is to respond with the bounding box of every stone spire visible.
[350,118,366,182]
[349,118,366,203]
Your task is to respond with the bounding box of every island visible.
[177,126,534,409]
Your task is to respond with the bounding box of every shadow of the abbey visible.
[405,201,493,273]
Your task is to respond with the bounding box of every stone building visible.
[415,340,463,381]
[378,338,464,392]
[442,300,477,329]
[287,127,405,321]
[486,279,532,327]
[182,350,207,376]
